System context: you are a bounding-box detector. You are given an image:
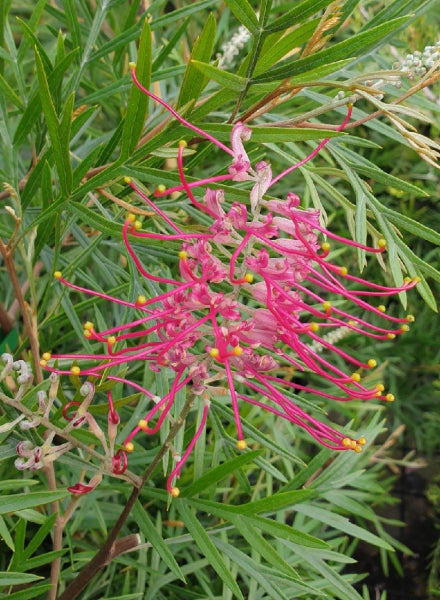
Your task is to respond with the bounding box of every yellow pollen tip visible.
[413,276,421,283]
[70,366,81,376]
[138,419,148,430]
[321,242,330,252]
[232,346,243,356]
[123,176,132,184]
[124,442,134,452]
[129,62,136,69]
[310,323,320,333]
[403,277,412,284]
[377,238,387,249]
[178,139,187,148]
[339,267,348,276]
[84,321,94,331]
[354,444,363,453]
[406,314,415,323]
[171,487,180,498]
[350,372,361,382]
[39,359,47,367]
[134,220,142,230]
[236,440,247,451]
[400,324,410,332]
[54,271,62,279]
[178,250,188,260]
[107,336,116,345]
[387,333,396,340]
[209,347,220,358]
[377,305,387,313]
[244,273,254,283]
[42,352,52,361]
[322,301,332,312]
[375,383,385,392]
[84,330,92,338]
[156,184,166,193]
[136,295,147,306]
[127,213,136,222]
[342,438,356,449]
[367,359,377,369]
[357,437,367,446]
[386,393,395,402]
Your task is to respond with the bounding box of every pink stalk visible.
[154,174,233,197]
[125,177,183,233]
[177,142,218,218]
[166,398,210,495]
[123,219,181,285]
[269,104,353,188]
[229,232,252,283]
[130,64,234,156]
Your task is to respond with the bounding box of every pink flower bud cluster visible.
[39,65,419,496]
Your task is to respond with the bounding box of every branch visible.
[56,393,194,600]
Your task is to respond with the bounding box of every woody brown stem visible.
[0,240,42,382]
[0,302,14,334]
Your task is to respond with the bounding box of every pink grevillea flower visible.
[40,63,419,497]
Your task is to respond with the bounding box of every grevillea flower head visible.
[40,63,419,496]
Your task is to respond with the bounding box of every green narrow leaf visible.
[22,549,66,571]
[0,480,39,492]
[177,501,244,600]
[294,504,394,550]
[253,17,409,82]
[411,272,437,311]
[267,0,333,32]
[0,586,56,600]
[132,500,185,582]
[355,191,367,268]
[191,60,247,91]
[0,72,24,110]
[240,490,315,515]
[68,202,122,238]
[150,0,218,30]
[13,49,78,147]
[246,514,329,549]
[34,48,72,196]
[192,122,342,143]
[185,496,328,548]
[120,19,152,158]
[152,18,189,70]
[0,514,14,551]
[16,17,52,73]
[60,0,81,54]
[383,209,440,245]
[365,0,415,29]
[0,573,43,585]
[213,536,317,600]
[86,18,146,64]
[223,0,259,33]
[233,516,301,579]
[0,491,69,515]
[23,513,58,560]
[59,92,74,149]
[180,449,263,497]
[177,14,216,109]
[253,19,319,75]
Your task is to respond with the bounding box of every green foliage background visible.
[1,1,440,599]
